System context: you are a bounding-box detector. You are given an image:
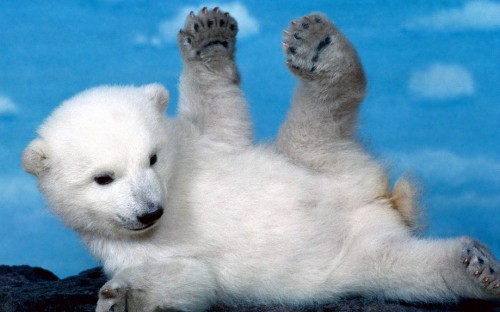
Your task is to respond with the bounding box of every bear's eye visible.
[94,174,114,185]
[149,154,157,166]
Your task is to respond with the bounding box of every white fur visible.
[23,10,499,312]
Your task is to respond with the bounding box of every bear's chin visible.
[128,221,158,232]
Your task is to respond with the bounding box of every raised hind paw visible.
[283,13,362,82]
[462,238,500,297]
[178,7,238,62]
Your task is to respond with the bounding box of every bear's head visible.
[22,83,172,238]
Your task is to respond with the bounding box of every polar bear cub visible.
[23,84,172,238]
[23,8,499,312]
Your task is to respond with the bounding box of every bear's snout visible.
[137,205,164,226]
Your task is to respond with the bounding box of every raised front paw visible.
[283,13,361,81]
[178,7,237,61]
[462,238,500,297]
[96,280,128,312]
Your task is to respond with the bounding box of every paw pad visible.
[283,13,337,79]
[462,238,500,296]
[178,7,238,60]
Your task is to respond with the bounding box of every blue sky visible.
[0,0,499,278]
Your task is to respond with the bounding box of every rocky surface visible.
[0,265,499,312]
[0,265,105,312]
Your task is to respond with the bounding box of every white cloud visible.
[0,95,19,116]
[406,0,500,31]
[156,6,196,43]
[387,149,500,210]
[132,33,162,48]
[430,191,500,209]
[409,63,475,100]
[0,174,53,232]
[0,174,44,210]
[391,149,500,187]
[134,2,259,47]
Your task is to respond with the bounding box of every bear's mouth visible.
[117,213,162,232]
[118,219,159,232]
[130,221,158,232]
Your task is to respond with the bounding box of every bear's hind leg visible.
[276,13,368,174]
[275,14,420,224]
[341,236,500,302]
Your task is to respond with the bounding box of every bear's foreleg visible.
[96,258,217,312]
[177,7,252,149]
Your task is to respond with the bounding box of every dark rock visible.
[0,265,106,312]
[210,298,500,311]
[0,265,499,311]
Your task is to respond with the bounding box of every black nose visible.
[137,206,164,225]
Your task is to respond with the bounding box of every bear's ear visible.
[143,83,169,113]
[22,139,50,177]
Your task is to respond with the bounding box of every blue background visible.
[0,0,499,277]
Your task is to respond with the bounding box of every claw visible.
[283,30,291,36]
[474,270,482,276]
[213,7,219,13]
[286,60,300,71]
[493,283,500,289]
[291,21,297,26]
[463,258,470,265]
[202,7,208,14]
[189,11,195,18]
[179,29,190,43]
[483,277,490,283]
